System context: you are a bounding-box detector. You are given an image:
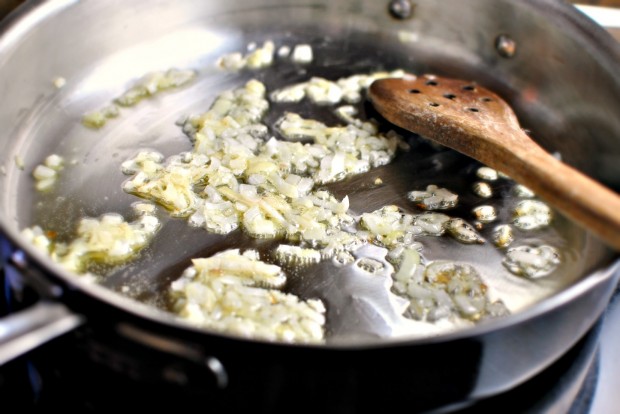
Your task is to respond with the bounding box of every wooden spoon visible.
[369,74,620,251]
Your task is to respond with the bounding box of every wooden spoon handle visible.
[369,76,620,251]
[494,137,620,251]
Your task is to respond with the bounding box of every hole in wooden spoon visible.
[426,80,438,86]
[462,85,476,91]
[429,102,440,107]
[409,89,421,94]
[443,93,457,100]
[467,107,480,112]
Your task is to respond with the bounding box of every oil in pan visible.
[21,37,590,345]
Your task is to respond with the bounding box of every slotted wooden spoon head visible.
[368,75,528,164]
[369,74,620,251]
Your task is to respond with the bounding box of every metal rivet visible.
[206,356,229,389]
[388,0,414,20]
[10,250,28,268]
[495,34,517,58]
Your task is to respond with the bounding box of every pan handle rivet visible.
[206,356,229,389]
[495,34,517,58]
[388,0,414,20]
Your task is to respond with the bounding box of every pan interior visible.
[0,0,616,345]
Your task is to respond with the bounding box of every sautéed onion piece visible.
[170,249,326,344]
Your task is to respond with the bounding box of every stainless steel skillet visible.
[0,0,619,411]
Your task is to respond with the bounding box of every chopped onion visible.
[445,218,485,244]
[476,166,499,181]
[513,184,535,198]
[275,245,322,266]
[83,68,195,128]
[22,213,160,275]
[356,257,385,274]
[29,59,551,343]
[472,205,497,223]
[217,41,275,71]
[502,244,560,278]
[32,154,65,192]
[492,224,514,248]
[291,44,313,64]
[393,260,509,322]
[170,249,325,343]
[512,200,553,230]
[407,184,458,210]
[472,181,493,198]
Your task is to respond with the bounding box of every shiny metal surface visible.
[590,285,620,412]
[0,0,618,405]
[0,301,83,365]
